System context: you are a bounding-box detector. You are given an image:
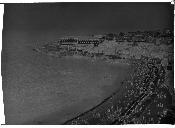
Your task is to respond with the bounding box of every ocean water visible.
[2,30,131,124]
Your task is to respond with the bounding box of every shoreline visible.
[63,58,173,124]
[32,45,173,124]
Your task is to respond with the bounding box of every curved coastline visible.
[33,47,173,125]
[63,58,173,125]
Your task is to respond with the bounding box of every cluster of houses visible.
[43,29,173,52]
[103,29,173,45]
[37,29,173,69]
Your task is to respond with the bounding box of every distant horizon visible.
[3,27,173,37]
[4,3,173,35]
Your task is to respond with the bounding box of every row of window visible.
[59,39,100,44]
[78,40,99,44]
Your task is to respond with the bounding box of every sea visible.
[2,30,132,124]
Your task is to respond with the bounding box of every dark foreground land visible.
[64,58,174,124]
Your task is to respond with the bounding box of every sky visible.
[3,3,174,35]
